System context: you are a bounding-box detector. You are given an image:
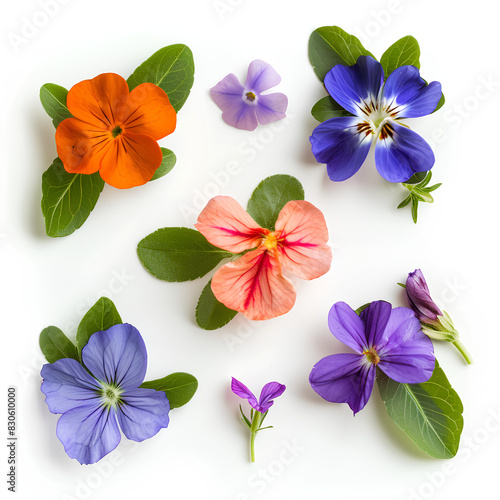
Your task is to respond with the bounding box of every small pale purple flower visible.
[309,300,435,415]
[210,60,288,131]
[231,377,286,413]
[40,324,170,464]
[406,268,443,322]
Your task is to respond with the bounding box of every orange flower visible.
[55,73,176,189]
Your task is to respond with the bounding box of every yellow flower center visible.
[245,91,256,102]
[263,232,279,251]
[363,347,380,365]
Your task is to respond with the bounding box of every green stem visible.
[249,411,261,463]
[452,339,473,365]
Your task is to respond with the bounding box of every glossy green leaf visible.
[137,227,233,282]
[196,279,238,330]
[41,158,105,238]
[311,96,353,122]
[380,35,420,76]
[309,26,375,82]
[39,83,73,128]
[141,372,198,409]
[39,326,78,363]
[151,148,176,181]
[76,297,122,356]
[127,44,194,113]
[247,175,305,231]
[377,360,464,459]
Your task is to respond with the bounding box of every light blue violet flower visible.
[210,60,288,131]
[309,300,435,415]
[310,55,442,182]
[40,324,170,464]
[231,377,286,462]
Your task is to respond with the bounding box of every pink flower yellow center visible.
[263,232,280,251]
[363,347,380,365]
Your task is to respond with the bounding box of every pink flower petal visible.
[195,196,266,253]
[211,247,296,321]
[275,200,332,280]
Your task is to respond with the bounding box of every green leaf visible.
[151,148,176,181]
[76,297,122,355]
[405,171,428,185]
[39,83,73,128]
[411,197,419,223]
[127,44,195,113]
[311,96,353,122]
[377,360,464,459]
[137,227,233,282]
[141,372,198,409]
[354,303,371,315]
[433,92,445,113]
[39,326,78,363]
[380,36,420,76]
[196,279,238,330]
[41,158,105,238]
[247,175,305,230]
[397,195,412,209]
[309,26,375,82]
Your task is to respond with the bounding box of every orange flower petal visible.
[211,247,296,321]
[122,83,176,140]
[275,200,332,280]
[98,131,163,189]
[55,117,112,174]
[66,73,129,129]
[195,196,266,253]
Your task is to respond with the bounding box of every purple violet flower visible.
[210,60,288,131]
[310,55,442,183]
[40,324,170,464]
[309,300,435,415]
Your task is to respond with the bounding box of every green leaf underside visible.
[41,158,105,238]
[309,26,375,82]
[141,372,198,409]
[151,148,176,181]
[127,44,194,113]
[137,227,233,282]
[40,83,73,128]
[196,279,238,330]
[377,360,464,459]
[76,297,123,355]
[247,175,305,231]
[311,96,353,122]
[39,326,78,363]
[380,35,420,76]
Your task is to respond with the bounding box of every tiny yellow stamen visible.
[363,347,380,365]
[263,232,279,251]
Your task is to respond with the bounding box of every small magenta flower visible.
[40,324,170,464]
[210,60,288,131]
[231,377,286,462]
[309,301,435,415]
[405,269,472,364]
[310,55,442,183]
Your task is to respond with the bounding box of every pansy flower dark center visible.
[111,125,123,138]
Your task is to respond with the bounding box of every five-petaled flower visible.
[56,73,176,189]
[40,323,170,464]
[210,60,288,131]
[309,300,435,415]
[310,55,442,183]
[195,196,332,320]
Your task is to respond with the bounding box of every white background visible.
[1,1,499,499]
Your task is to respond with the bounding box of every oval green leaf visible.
[311,96,353,122]
[137,227,233,282]
[377,360,464,458]
[247,175,305,231]
[39,326,78,363]
[127,44,195,113]
[151,148,176,181]
[41,158,105,238]
[196,279,238,330]
[40,83,73,128]
[141,372,198,409]
[380,35,420,76]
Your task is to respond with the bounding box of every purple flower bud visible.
[405,269,443,322]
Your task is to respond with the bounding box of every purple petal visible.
[406,269,443,321]
[375,122,434,182]
[258,382,286,412]
[324,56,384,116]
[210,73,245,111]
[231,377,259,410]
[254,93,288,125]
[383,65,442,118]
[116,388,170,442]
[81,324,147,391]
[244,60,281,94]
[309,353,375,415]
[56,402,121,464]
[360,300,392,348]
[221,101,258,131]
[328,301,367,353]
[310,116,372,181]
